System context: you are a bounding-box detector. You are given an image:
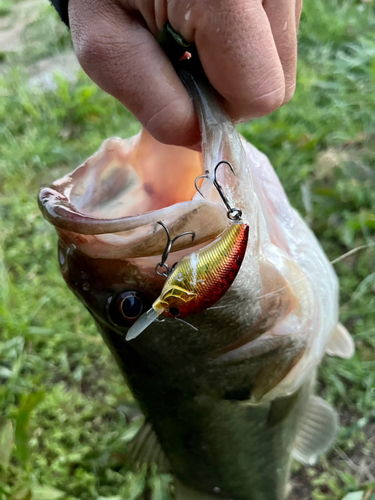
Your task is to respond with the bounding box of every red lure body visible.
[153,223,249,318]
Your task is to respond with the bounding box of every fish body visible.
[39,58,354,499]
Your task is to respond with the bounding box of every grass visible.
[0,0,374,499]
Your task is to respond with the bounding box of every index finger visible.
[168,0,288,121]
[69,0,200,147]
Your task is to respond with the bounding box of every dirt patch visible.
[332,424,375,484]
[0,0,42,53]
[27,50,80,90]
[0,0,79,88]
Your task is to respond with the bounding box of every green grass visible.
[0,0,374,499]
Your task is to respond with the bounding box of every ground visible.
[0,0,374,499]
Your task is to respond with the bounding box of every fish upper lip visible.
[39,186,222,236]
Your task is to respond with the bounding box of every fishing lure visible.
[126,162,249,340]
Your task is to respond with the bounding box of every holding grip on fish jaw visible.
[156,22,196,65]
[195,161,243,221]
[155,221,196,278]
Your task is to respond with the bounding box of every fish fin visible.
[130,422,170,472]
[325,323,355,359]
[292,395,338,465]
[251,341,305,402]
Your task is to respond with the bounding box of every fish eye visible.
[108,291,149,328]
[120,293,143,319]
[168,306,180,317]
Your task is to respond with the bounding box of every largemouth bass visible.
[39,47,354,500]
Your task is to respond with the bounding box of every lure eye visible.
[108,291,150,327]
[168,306,180,317]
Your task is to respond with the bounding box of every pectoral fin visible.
[325,323,355,359]
[292,395,338,465]
[130,422,170,472]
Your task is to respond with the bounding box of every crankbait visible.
[126,161,249,340]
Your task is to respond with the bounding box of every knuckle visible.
[145,101,183,143]
[252,85,286,116]
[70,1,121,70]
[229,67,287,119]
[145,99,198,147]
[74,33,109,69]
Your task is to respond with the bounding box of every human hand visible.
[69,0,302,148]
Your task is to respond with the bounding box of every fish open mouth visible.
[39,129,230,261]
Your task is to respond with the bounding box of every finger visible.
[121,0,159,36]
[154,0,168,32]
[263,0,298,103]
[296,0,303,30]
[122,0,167,35]
[69,0,200,147]
[168,0,286,121]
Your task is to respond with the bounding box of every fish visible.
[38,47,355,500]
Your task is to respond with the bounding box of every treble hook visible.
[195,161,243,221]
[155,221,195,277]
